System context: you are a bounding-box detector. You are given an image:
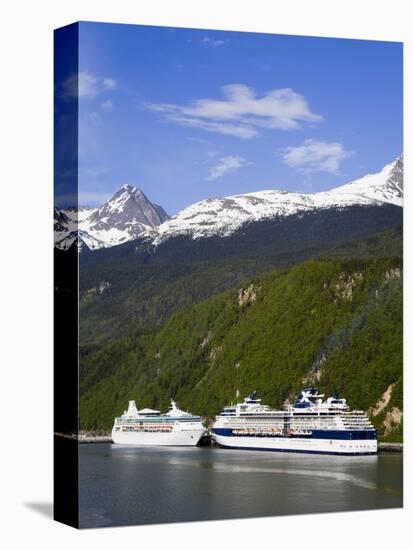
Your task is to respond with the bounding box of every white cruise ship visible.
[211,388,377,455]
[111,399,207,446]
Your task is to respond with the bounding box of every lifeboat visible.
[288,429,312,436]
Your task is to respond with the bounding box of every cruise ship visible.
[211,388,377,455]
[112,399,207,446]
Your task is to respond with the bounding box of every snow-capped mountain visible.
[55,185,169,250]
[154,156,403,244]
[55,156,403,251]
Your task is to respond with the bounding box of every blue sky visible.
[72,22,402,214]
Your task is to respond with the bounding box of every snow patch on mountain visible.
[329,156,403,207]
[153,156,403,244]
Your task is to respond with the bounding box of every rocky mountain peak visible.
[332,156,403,207]
[87,185,169,231]
[55,184,169,250]
[387,155,403,195]
[120,183,142,194]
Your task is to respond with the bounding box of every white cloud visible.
[207,156,252,180]
[101,99,114,110]
[102,78,116,90]
[62,71,117,99]
[201,36,226,46]
[162,112,258,139]
[282,139,352,174]
[148,84,321,139]
[78,72,101,98]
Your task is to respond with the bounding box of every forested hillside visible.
[79,204,402,344]
[80,257,402,442]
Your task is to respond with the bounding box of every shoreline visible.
[377,442,403,453]
[57,433,403,452]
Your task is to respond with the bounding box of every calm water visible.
[79,444,402,528]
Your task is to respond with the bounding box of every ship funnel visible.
[126,400,139,416]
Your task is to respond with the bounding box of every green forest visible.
[79,209,402,345]
[79,256,403,442]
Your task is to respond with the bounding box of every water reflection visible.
[79,444,402,528]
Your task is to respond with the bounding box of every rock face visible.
[54,185,169,250]
[54,207,71,232]
[371,384,394,417]
[86,281,111,296]
[385,155,403,196]
[331,272,364,302]
[238,284,257,307]
[383,407,403,437]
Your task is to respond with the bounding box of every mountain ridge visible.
[154,156,403,243]
[55,155,403,250]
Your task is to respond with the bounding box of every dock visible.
[55,432,112,443]
[378,442,403,453]
[78,434,112,444]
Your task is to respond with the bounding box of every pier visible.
[378,442,403,453]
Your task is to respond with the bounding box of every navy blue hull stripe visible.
[216,443,377,456]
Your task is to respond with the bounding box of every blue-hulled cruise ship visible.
[211,388,377,455]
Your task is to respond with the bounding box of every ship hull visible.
[111,428,206,446]
[212,433,377,455]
